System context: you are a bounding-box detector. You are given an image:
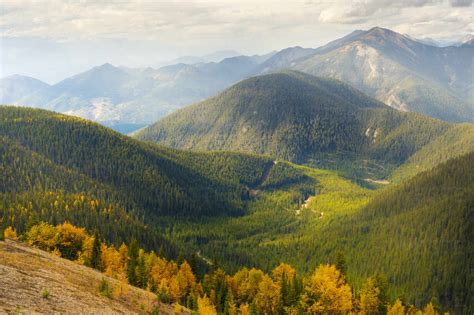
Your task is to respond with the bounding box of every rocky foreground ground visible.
[0,239,184,314]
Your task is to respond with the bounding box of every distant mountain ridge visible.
[2,27,472,132]
[1,55,266,132]
[0,75,50,104]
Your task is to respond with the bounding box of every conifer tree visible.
[127,238,139,286]
[90,230,102,270]
[138,252,147,288]
[335,251,347,276]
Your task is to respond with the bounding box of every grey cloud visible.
[318,0,438,24]
[450,0,472,6]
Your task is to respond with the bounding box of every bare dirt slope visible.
[0,240,181,314]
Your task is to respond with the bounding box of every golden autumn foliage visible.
[4,226,18,239]
[300,264,352,314]
[272,263,296,282]
[359,277,381,314]
[26,222,87,260]
[101,244,124,277]
[19,221,451,314]
[255,274,280,314]
[387,299,405,315]
[238,303,251,315]
[53,222,87,259]
[198,295,217,315]
[26,222,57,251]
[176,261,197,300]
[174,303,182,315]
[421,303,438,315]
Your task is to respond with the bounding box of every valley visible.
[1,104,472,313]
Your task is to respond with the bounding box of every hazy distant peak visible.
[91,63,124,73]
[0,74,50,104]
[406,35,441,47]
[1,74,49,85]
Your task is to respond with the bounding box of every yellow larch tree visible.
[300,264,353,314]
[387,298,405,315]
[198,295,217,315]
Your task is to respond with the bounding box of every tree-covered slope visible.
[342,151,474,313]
[0,105,316,265]
[391,123,474,182]
[135,71,385,162]
[0,106,313,210]
[289,151,474,313]
[160,151,473,313]
[135,71,474,181]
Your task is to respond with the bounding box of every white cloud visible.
[1,1,471,42]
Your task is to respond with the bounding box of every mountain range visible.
[1,27,472,133]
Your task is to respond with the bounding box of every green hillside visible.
[0,106,307,254]
[0,106,279,217]
[157,152,473,313]
[302,152,473,313]
[391,123,474,182]
[135,71,384,162]
[135,71,474,182]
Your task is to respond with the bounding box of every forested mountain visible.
[245,27,473,123]
[339,151,474,313]
[0,105,311,256]
[135,71,474,181]
[0,106,300,218]
[1,105,472,312]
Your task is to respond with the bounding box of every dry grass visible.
[0,240,182,314]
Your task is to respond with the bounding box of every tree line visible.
[2,222,446,314]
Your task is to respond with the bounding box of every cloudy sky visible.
[1,0,472,83]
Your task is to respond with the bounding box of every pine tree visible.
[90,230,102,270]
[138,253,147,288]
[127,238,139,286]
[279,271,288,308]
[373,273,389,313]
[335,251,347,276]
